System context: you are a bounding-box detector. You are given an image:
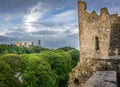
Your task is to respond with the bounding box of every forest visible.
[0,44,79,87]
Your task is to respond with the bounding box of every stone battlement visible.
[83,71,117,87]
[68,1,120,87]
[78,1,120,62]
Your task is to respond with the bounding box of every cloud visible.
[44,9,77,24]
[31,23,79,49]
[105,0,110,2]
[0,35,18,42]
[0,32,5,36]
[109,6,120,14]
[0,0,79,49]
[63,25,78,35]
[32,30,58,36]
[23,2,47,32]
[5,31,25,38]
[0,0,39,14]
[31,23,78,36]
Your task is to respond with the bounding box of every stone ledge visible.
[98,56,120,60]
[83,71,117,87]
[97,56,120,71]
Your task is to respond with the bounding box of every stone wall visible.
[109,22,120,55]
[68,56,120,87]
[83,56,120,87]
[68,58,99,87]
[78,1,120,62]
[97,56,120,71]
[68,1,120,87]
[83,71,117,87]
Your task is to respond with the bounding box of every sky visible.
[0,0,120,49]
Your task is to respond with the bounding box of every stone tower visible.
[28,42,34,48]
[68,1,120,87]
[38,40,41,46]
[78,1,120,62]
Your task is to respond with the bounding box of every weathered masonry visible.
[83,71,117,87]
[68,1,120,87]
[78,1,120,62]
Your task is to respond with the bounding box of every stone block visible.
[83,71,117,87]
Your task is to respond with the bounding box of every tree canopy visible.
[0,45,80,87]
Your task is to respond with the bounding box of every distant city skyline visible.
[0,0,120,49]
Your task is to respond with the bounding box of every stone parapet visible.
[97,56,120,71]
[83,71,117,87]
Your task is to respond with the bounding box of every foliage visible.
[31,46,50,53]
[0,45,80,87]
[21,54,57,87]
[0,60,21,87]
[1,54,23,72]
[0,44,49,55]
[69,58,98,87]
[57,46,75,51]
[37,50,72,87]
[67,49,80,68]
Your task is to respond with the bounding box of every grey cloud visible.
[109,7,120,14]
[40,0,77,10]
[8,28,25,32]
[0,0,39,13]
[42,34,79,49]
[64,29,73,34]
[86,0,120,15]
[28,22,66,30]
[5,28,27,35]
[0,0,77,14]
[5,32,24,37]
[31,22,57,28]
[0,35,30,44]
[32,30,58,36]
[0,35,17,41]
[4,28,32,41]
[3,0,119,49]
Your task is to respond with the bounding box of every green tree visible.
[38,50,72,87]
[1,54,23,72]
[0,44,79,87]
[0,60,21,87]
[57,47,75,51]
[68,49,80,68]
[31,46,50,53]
[21,54,57,87]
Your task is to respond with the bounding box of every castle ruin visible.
[68,1,120,87]
[15,41,34,48]
[78,1,120,62]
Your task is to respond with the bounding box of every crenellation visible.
[118,16,120,20]
[86,13,99,23]
[68,1,120,87]
[78,0,120,61]
[91,11,98,16]
[100,7,110,16]
[78,1,86,11]
[110,14,118,18]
